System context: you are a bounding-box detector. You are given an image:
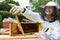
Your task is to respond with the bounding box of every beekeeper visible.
[9,1,60,40]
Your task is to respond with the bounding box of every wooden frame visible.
[9,22,42,36]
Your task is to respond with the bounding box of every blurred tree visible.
[0,0,22,28]
[3,0,19,5]
[0,0,19,11]
[0,15,2,28]
[30,0,60,12]
[58,0,60,5]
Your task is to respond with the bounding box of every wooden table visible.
[0,35,42,40]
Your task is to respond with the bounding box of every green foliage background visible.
[30,0,60,12]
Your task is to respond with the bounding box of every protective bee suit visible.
[9,1,60,40]
[23,2,60,40]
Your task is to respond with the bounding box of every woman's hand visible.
[34,33,44,40]
[8,4,24,15]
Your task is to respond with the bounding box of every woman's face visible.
[45,6,54,16]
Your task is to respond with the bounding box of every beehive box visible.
[9,22,42,36]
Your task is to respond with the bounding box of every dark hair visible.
[40,6,58,22]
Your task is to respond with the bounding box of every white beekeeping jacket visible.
[22,8,60,40]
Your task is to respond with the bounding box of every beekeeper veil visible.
[41,1,58,22]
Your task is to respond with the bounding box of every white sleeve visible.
[22,8,43,22]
